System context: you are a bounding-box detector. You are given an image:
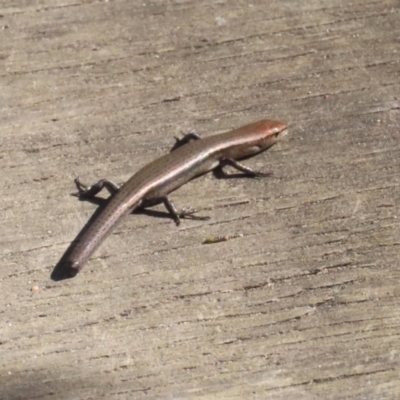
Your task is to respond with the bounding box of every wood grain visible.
[1,1,399,399]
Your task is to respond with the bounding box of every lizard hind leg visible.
[73,176,121,198]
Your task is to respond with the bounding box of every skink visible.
[61,119,287,277]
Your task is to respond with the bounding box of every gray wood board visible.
[1,1,399,399]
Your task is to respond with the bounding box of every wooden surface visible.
[1,1,399,399]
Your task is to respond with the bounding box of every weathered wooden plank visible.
[1,0,399,399]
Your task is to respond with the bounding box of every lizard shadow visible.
[51,190,203,282]
[51,168,271,281]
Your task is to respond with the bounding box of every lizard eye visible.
[275,129,287,139]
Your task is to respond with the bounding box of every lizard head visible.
[225,119,288,160]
